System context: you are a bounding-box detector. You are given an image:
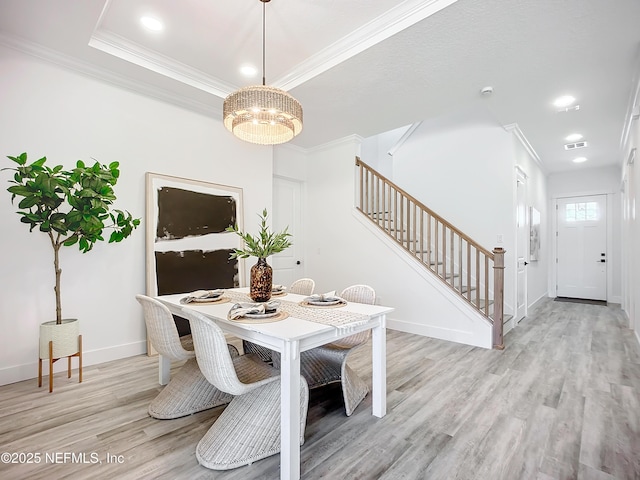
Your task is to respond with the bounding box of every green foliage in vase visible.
[226,208,292,259]
[4,152,141,324]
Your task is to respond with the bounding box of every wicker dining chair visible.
[289,278,316,295]
[275,284,375,416]
[242,277,316,362]
[183,309,309,470]
[135,295,237,419]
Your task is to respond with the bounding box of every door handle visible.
[597,259,606,263]
[524,261,528,266]
[296,260,301,265]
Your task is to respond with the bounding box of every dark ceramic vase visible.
[250,257,273,302]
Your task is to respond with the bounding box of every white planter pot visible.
[39,318,80,359]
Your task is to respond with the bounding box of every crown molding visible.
[620,47,640,152]
[0,32,219,119]
[305,134,364,155]
[90,0,234,98]
[273,0,460,91]
[88,31,236,99]
[88,0,459,96]
[504,123,546,175]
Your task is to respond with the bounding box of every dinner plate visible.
[307,299,342,306]
[183,295,224,303]
[244,310,279,319]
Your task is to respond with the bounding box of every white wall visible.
[274,144,306,182]
[360,124,410,178]
[0,46,273,385]
[547,166,623,303]
[387,118,517,315]
[296,136,492,347]
[358,114,550,337]
[621,73,640,342]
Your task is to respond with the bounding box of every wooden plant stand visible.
[38,335,83,393]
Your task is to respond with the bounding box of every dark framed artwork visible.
[145,173,244,351]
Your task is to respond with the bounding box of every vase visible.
[250,257,273,302]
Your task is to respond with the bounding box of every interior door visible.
[515,173,527,322]
[272,177,303,287]
[556,195,607,300]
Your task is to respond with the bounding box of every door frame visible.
[551,190,613,302]
[514,167,528,324]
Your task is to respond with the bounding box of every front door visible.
[556,194,607,300]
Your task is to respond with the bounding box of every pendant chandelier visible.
[223,0,303,145]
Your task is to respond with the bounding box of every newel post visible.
[492,247,506,350]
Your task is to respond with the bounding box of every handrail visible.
[356,158,495,258]
[355,157,505,349]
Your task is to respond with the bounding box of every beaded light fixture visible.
[223,0,303,145]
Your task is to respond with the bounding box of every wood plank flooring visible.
[0,298,638,479]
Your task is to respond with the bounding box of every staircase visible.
[355,158,506,349]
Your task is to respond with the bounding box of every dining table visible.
[155,287,393,480]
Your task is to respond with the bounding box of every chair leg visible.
[341,363,369,417]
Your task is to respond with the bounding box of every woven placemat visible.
[228,311,289,324]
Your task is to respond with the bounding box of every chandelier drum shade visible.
[223,85,303,145]
[223,0,303,145]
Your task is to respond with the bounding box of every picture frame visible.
[145,173,244,352]
[529,206,540,261]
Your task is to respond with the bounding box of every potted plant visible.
[4,152,140,383]
[226,208,292,302]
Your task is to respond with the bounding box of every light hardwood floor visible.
[1,298,639,480]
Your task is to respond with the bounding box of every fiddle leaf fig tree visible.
[5,152,141,324]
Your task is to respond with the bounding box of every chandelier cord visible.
[222,0,302,145]
[262,0,266,86]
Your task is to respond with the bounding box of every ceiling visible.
[1,0,639,173]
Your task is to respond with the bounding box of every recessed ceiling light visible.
[572,157,588,163]
[553,95,576,108]
[565,133,583,142]
[240,65,258,77]
[141,16,163,32]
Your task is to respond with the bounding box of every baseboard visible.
[0,340,147,386]
[609,295,622,305]
[503,316,515,334]
[528,293,547,310]
[388,317,492,349]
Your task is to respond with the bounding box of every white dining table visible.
[155,288,393,480]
